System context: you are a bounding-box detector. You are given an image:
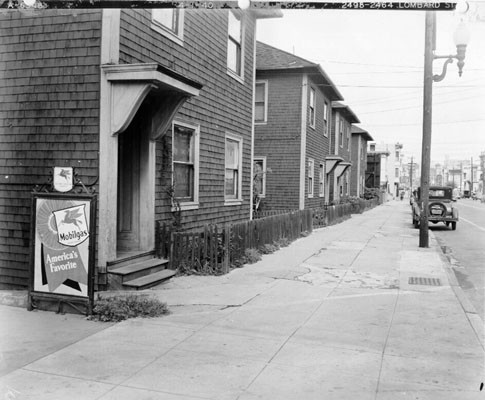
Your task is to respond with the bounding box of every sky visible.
[256,3,485,165]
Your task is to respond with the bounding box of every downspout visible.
[249,19,257,220]
[299,74,308,210]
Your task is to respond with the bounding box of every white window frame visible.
[339,119,344,148]
[308,158,314,198]
[319,163,325,197]
[171,121,199,211]
[227,11,245,82]
[151,9,184,46]
[323,101,329,137]
[253,156,266,198]
[254,80,268,124]
[309,88,316,128]
[347,125,351,151]
[225,133,243,204]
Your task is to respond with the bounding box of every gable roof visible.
[256,41,344,101]
[351,125,374,141]
[332,101,360,124]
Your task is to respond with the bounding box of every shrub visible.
[259,243,279,254]
[89,294,170,322]
[244,248,262,264]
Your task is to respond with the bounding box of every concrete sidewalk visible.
[1,201,484,399]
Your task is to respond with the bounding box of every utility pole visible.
[419,11,434,248]
[409,156,414,194]
[460,162,463,194]
[470,157,473,193]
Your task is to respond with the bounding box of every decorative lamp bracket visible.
[432,55,454,82]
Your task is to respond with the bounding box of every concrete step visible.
[123,269,177,290]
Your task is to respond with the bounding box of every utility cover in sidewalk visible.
[408,277,441,286]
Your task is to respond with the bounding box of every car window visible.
[429,190,445,197]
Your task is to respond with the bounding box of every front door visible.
[117,121,141,252]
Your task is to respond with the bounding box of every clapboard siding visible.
[0,10,102,288]
[118,10,255,231]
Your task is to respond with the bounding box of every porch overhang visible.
[102,63,203,139]
[325,156,344,175]
[334,162,352,178]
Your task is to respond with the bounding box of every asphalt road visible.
[430,198,485,321]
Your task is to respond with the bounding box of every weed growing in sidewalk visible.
[89,294,170,322]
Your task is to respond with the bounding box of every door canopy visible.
[325,156,344,175]
[102,63,203,139]
[334,162,352,177]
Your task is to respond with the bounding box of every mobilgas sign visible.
[32,197,93,298]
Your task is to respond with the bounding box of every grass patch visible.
[89,294,170,322]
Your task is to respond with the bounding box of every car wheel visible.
[446,222,450,227]
[451,222,457,230]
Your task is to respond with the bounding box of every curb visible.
[431,232,484,350]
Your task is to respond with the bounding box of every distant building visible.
[350,126,373,197]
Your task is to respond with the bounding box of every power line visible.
[365,118,485,127]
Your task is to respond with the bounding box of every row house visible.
[253,42,344,211]
[0,8,280,290]
[350,126,373,197]
[328,102,359,204]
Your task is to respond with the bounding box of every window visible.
[319,163,325,197]
[323,101,329,137]
[309,88,316,128]
[370,144,376,152]
[395,167,399,178]
[227,11,243,78]
[225,134,243,202]
[308,158,314,198]
[172,122,199,209]
[395,151,399,159]
[254,81,267,123]
[253,157,266,197]
[152,9,184,45]
[339,120,344,148]
[346,126,350,151]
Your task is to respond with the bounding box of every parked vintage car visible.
[411,186,459,230]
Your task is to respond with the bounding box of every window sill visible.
[227,69,244,84]
[150,22,184,47]
[254,121,267,126]
[172,202,199,211]
[224,199,243,206]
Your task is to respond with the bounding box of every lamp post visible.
[419,11,470,248]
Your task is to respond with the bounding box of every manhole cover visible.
[408,277,441,286]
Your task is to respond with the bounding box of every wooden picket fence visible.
[156,209,312,274]
[155,198,379,275]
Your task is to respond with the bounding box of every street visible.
[430,198,485,322]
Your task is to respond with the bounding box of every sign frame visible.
[28,192,97,315]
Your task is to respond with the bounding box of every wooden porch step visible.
[123,269,177,290]
[108,258,169,276]
[107,250,156,268]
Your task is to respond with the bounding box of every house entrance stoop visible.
[106,250,175,291]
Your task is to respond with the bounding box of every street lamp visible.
[419,11,470,248]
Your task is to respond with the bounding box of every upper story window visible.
[347,126,350,151]
[309,88,316,128]
[227,11,244,79]
[254,81,268,124]
[370,143,376,152]
[323,101,329,137]
[225,134,243,202]
[151,9,184,45]
[339,119,344,148]
[172,122,199,209]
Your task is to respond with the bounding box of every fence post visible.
[223,226,230,274]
